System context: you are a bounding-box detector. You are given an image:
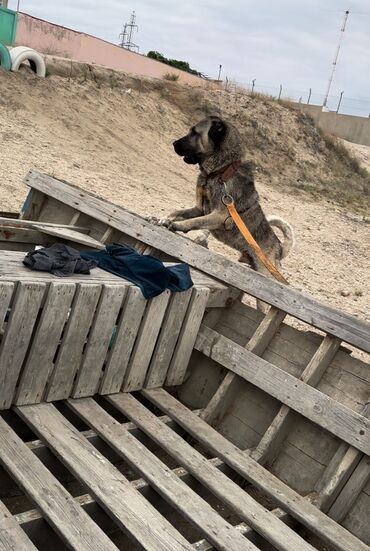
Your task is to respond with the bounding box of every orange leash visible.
[225,201,289,285]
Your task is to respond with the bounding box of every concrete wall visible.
[15,13,214,88]
[298,104,370,147]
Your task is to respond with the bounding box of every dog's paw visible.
[145,215,160,224]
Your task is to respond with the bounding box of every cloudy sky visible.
[8,1,370,113]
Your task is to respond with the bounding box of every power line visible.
[119,11,139,52]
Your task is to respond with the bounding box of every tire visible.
[0,43,11,71]
[10,46,46,77]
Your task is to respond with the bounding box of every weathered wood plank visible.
[166,287,210,386]
[144,388,369,551]
[0,500,37,551]
[0,416,116,550]
[32,223,105,249]
[68,397,258,551]
[328,455,370,522]
[0,282,14,332]
[109,393,312,551]
[17,402,192,551]
[0,227,50,246]
[100,286,147,394]
[15,282,76,405]
[252,335,341,465]
[0,282,46,409]
[73,284,128,398]
[145,289,192,388]
[122,290,171,392]
[0,216,89,232]
[202,306,286,425]
[24,171,370,353]
[195,325,370,455]
[46,284,102,401]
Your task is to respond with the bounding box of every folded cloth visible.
[23,243,98,277]
[81,244,193,299]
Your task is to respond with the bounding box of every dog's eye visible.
[191,127,198,135]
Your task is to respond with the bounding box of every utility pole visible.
[323,9,350,110]
[119,11,139,52]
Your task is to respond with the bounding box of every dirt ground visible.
[0,67,368,337]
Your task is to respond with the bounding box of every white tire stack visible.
[10,46,46,77]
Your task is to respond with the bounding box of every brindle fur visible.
[164,116,294,283]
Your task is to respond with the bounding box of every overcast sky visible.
[8,1,370,111]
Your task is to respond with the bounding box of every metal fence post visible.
[336,91,344,113]
[307,88,312,104]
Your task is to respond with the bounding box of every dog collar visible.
[204,160,242,183]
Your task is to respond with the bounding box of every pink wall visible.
[15,13,214,87]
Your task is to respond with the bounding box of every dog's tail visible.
[267,216,295,259]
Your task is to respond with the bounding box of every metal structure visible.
[323,9,350,109]
[119,10,139,52]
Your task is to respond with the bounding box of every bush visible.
[163,72,179,81]
[147,51,201,76]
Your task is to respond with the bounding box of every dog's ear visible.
[208,118,227,146]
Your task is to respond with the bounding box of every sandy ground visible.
[0,69,368,341]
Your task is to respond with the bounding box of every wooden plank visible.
[0,416,116,550]
[68,397,258,551]
[122,290,171,392]
[20,188,46,220]
[0,282,46,409]
[17,402,192,551]
[46,283,102,401]
[143,388,369,551]
[99,286,147,394]
[73,284,128,398]
[145,289,193,388]
[0,500,38,551]
[24,171,370,353]
[315,402,370,512]
[0,216,89,232]
[166,287,209,386]
[32,224,105,249]
[202,306,286,425]
[15,282,76,405]
[109,393,312,551]
[0,227,50,246]
[252,335,341,465]
[195,325,370,456]
[328,455,370,522]
[0,282,14,332]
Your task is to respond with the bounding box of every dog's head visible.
[173,116,228,165]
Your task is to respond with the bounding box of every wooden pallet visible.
[0,275,211,409]
[0,390,366,551]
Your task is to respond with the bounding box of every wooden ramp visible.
[0,391,365,551]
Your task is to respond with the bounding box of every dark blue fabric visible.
[81,244,193,299]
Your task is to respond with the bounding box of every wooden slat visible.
[0,216,89,232]
[0,416,116,550]
[166,287,209,386]
[252,335,341,464]
[122,290,171,392]
[0,282,14,331]
[195,325,370,455]
[46,283,102,401]
[0,500,37,551]
[202,306,286,424]
[0,282,46,409]
[143,388,369,551]
[100,286,147,394]
[32,223,105,249]
[68,397,258,551]
[17,402,192,551]
[328,454,370,522]
[15,282,76,405]
[145,289,192,388]
[24,171,370,354]
[109,393,313,551]
[73,284,128,398]
[315,402,370,511]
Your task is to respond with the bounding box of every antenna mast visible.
[119,11,139,52]
[323,9,350,109]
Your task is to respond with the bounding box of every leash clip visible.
[222,181,234,206]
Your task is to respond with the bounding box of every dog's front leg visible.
[169,211,226,233]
